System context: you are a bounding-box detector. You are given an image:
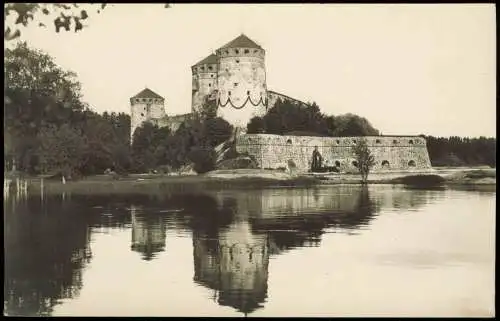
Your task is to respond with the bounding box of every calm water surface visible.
[4,185,495,317]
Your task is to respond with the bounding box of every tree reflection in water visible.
[3,185,439,316]
[3,195,93,316]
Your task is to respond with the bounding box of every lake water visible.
[3,184,495,317]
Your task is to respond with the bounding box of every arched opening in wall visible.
[208,84,211,87]
[409,140,414,144]
[286,139,292,144]
[352,161,359,168]
[376,139,381,144]
[208,66,213,71]
[408,160,416,167]
[254,49,259,53]
[244,49,249,54]
[353,140,357,144]
[393,139,398,144]
[235,49,239,54]
[236,59,240,63]
[234,83,238,87]
[381,160,390,168]
[335,161,341,167]
[336,140,340,144]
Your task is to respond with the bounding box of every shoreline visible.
[5,167,495,196]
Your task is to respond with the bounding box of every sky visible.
[7,3,496,138]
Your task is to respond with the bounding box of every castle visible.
[130,34,432,173]
[130,34,308,140]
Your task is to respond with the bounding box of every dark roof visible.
[219,34,262,50]
[193,53,218,67]
[131,88,164,100]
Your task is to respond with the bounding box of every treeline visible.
[247,99,380,136]
[4,42,233,177]
[422,135,496,168]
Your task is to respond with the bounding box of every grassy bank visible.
[8,168,495,196]
[24,173,320,196]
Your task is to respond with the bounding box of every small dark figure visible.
[311,146,323,172]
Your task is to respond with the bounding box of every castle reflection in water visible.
[4,185,443,316]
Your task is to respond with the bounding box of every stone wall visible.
[215,47,267,128]
[151,113,192,134]
[267,90,310,110]
[235,134,432,172]
[191,62,218,115]
[130,98,165,140]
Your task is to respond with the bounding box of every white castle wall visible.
[236,134,432,172]
[215,47,268,128]
[191,62,218,115]
[130,97,165,140]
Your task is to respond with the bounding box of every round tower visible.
[215,34,268,130]
[130,88,166,141]
[191,54,219,117]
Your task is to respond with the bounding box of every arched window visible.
[336,140,340,144]
[381,160,390,168]
[235,49,239,54]
[353,140,357,144]
[376,139,381,144]
[208,66,213,71]
[408,160,416,167]
[286,139,292,144]
[409,140,414,144]
[236,59,240,63]
[393,139,398,144]
[335,161,341,167]
[244,49,249,54]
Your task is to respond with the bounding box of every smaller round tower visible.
[191,54,219,117]
[215,34,268,130]
[130,88,166,141]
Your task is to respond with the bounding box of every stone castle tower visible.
[191,34,268,129]
[130,88,166,140]
[131,34,308,141]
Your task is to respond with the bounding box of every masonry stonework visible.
[235,134,432,172]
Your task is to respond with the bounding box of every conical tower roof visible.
[131,88,164,100]
[192,53,218,67]
[219,34,263,50]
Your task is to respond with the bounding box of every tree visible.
[4,42,86,173]
[4,3,172,40]
[246,99,379,137]
[352,138,375,184]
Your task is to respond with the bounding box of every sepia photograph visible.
[3,3,495,317]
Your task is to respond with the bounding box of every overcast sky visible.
[8,3,496,137]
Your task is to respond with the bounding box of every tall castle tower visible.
[215,34,268,129]
[191,53,218,116]
[130,88,166,141]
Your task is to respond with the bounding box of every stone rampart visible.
[235,134,432,172]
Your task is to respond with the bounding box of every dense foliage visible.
[130,116,233,174]
[247,99,380,136]
[421,135,496,168]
